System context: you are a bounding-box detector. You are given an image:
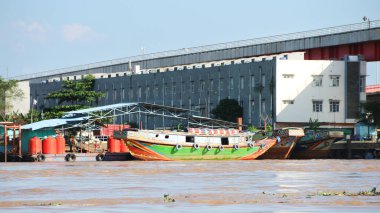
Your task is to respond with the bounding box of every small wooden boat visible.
[120,129,277,161]
[291,130,344,159]
[258,128,305,159]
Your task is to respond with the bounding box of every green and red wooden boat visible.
[122,129,277,161]
[258,128,305,159]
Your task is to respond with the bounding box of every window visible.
[200,80,205,92]
[210,79,214,91]
[129,89,133,99]
[138,87,141,98]
[190,81,194,93]
[106,90,109,100]
[330,75,340,87]
[312,75,323,87]
[221,137,229,145]
[146,86,150,97]
[172,83,176,94]
[164,84,168,95]
[261,74,266,87]
[251,100,255,115]
[360,75,366,92]
[313,100,323,112]
[230,77,234,90]
[251,75,255,88]
[43,95,47,105]
[113,89,117,101]
[282,100,294,104]
[240,76,244,89]
[220,78,224,90]
[283,74,294,79]
[181,82,185,93]
[186,136,194,143]
[261,100,266,113]
[329,100,339,112]
[155,85,158,97]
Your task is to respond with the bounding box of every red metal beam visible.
[304,41,380,61]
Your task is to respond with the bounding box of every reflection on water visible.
[0,160,379,212]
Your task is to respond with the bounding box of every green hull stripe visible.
[142,143,260,160]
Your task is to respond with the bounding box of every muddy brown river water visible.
[0,160,379,212]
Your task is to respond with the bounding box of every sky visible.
[0,0,379,84]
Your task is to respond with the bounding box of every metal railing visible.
[11,20,380,81]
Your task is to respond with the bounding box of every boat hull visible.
[291,138,336,159]
[258,136,298,159]
[126,139,277,161]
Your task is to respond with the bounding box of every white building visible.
[275,55,366,128]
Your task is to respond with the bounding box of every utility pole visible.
[376,62,379,84]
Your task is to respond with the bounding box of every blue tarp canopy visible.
[21,102,238,130]
[22,117,89,131]
[64,103,139,115]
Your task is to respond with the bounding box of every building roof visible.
[22,117,89,131]
[366,85,380,94]
[11,20,380,81]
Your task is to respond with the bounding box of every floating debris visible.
[316,187,380,197]
[163,194,175,203]
[25,202,62,206]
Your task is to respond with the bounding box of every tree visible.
[45,75,103,104]
[308,118,320,131]
[0,76,24,121]
[211,98,243,122]
[0,111,40,125]
[363,101,380,126]
[43,75,104,119]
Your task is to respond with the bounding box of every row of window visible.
[311,75,340,87]
[283,74,340,87]
[313,100,340,112]
[284,74,366,91]
[100,75,269,101]
[100,75,267,93]
[283,74,341,87]
[282,100,340,112]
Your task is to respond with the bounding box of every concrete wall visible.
[5,81,30,114]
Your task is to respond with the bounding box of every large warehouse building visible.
[27,52,366,129]
[8,20,378,129]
